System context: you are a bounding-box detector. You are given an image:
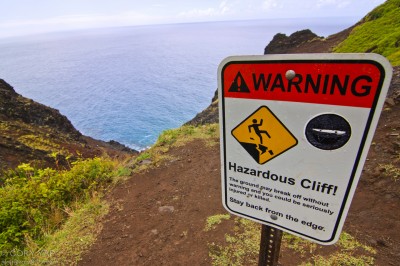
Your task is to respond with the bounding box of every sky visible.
[0,0,386,38]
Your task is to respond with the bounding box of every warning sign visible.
[218,54,392,245]
[231,106,297,164]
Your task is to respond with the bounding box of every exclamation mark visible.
[333,186,338,196]
[236,75,242,91]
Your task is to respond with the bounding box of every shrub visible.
[0,158,118,258]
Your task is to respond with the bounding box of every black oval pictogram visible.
[305,114,351,150]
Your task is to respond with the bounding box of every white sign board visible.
[218,54,392,245]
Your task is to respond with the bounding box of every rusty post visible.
[258,225,283,266]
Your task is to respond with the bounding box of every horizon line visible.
[0,16,360,41]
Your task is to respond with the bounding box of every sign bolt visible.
[285,70,296,80]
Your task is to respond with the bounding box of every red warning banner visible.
[222,61,385,108]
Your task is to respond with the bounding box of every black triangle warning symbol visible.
[228,72,250,93]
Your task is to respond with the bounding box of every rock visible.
[107,140,137,153]
[377,238,389,247]
[367,238,378,246]
[385,98,396,106]
[158,206,175,213]
[139,159,152,165]
[184,90,219,126]
[0,79,17,94]
[264,29,322,54]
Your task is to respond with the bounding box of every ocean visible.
[0,18,357,150]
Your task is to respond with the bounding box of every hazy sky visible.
[0,0,386,38]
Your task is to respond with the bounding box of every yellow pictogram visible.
[231,106,298,164]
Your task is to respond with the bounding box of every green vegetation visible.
[0,157,123,262]
[18,134,61,152]
[155,124,219,148]
[306,253,375,266]
[25,197,109,265]
[204,214,231,232]
[379,163,400,181]
[208,218,260,266]
[301,232,376,266]
[135,151,151,162]
[0,123,219,263]
[337,232,376,254]
[284,233,317,257]
[206,216,376,266]
[379,145,400,182]
[131,124,219,172]
[334,0,400,66]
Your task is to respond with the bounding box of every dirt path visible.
[79,140,227,265]
[80,105,399,265]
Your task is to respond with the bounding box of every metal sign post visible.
[258,225,283,266]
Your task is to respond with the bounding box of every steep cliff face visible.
[0,79,136,171]
[0,79,81,139]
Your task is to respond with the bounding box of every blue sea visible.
[0,18,357,150]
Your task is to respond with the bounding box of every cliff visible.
[0,79,81,139]
[0,79,136,171]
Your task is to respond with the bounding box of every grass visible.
[206,216,376,266]
[205,214,231,232]
[24,196,109,265]
[306,253,375,266]
[130,123,219,173]
[135,151,151,162]
[379,163,400,182]
[334,0,400,66]
[283,233,317,257]
[0,157,126,264]
[378,146,400,182]
[300,232,376,266]
[18,134,61,152]
[155,124,219,148]
[207,217,260,266]
[337,232,376,254]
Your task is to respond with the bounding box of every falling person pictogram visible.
[231,106,298,165]
[248,119,274,156]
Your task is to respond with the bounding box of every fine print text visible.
[227,161,340,231]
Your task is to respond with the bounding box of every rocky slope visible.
[0,79,136,171]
